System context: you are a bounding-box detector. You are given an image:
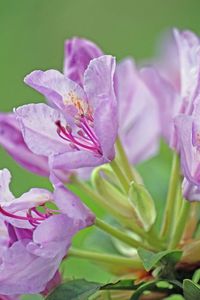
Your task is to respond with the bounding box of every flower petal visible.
[141,67,179,145]
[15,103,68,157]
[53,183,95,230]
[50,149,105,170]
[0,239,64,294]
[64,37,103,86]
[174,114,194,183]
[0,113,50,176]
[116,60,160,163]
[0,169,14,203]
[173,28,200,113]
[24,70,87,115]
[4,188,52,212]
[84,55,118,158]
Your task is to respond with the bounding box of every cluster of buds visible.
[1,28,200,299]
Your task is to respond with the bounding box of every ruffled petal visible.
[64,37,103,86]
[53,183,95,230]
[50,149,105,170]
[24,70,87,116]
[115,60,160,163]
[15,103,68,157]
[0,240,64,294]
[141,67,179,145]
[84,55,118,159]
[0,113,49,176]
[173,28,200,113]
[174,114,195,183]
[0,169,14,203]
[4,188,52,212]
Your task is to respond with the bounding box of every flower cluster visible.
[1,28,200,299]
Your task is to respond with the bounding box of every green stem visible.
[68,247,143,269]
[110,159,130,194]
[73,177,117,214]
[73,178,163,250]
[160,153,180,239]
[169,199,190,249]
[95,218,150,250]
[116,137,136,182]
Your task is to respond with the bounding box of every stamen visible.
[0,206,45,223]
[55,119,102,155]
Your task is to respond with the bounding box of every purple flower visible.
[0,113,49,176]
[175,101,200,200]
[16,55,117,170]
[115,59,160,164]
[64,38,160,164]
[143,28,200,147]
[0,169,95,294]
[0,113,70,181]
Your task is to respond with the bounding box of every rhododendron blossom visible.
[1,28,200,300]
[0,169,94,295]
[16,55,118,171]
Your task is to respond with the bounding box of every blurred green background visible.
[0,0,200,299]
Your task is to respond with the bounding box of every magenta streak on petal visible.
[55,119,102,155]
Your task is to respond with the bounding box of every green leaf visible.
[129,181,156,230]
[164,295,184,300]
[192,269,200,284]
[46,279,140,300]
[129,280,164,300]
[138,248,182,271]
[46,279,102,300]
[129,280,182,300]
[103,279,138,290]
[183,279,200,300]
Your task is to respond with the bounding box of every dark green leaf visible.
[138,248,182,271]
[183,279,200,300]
[46,279,102,300]
[103,279,138,291]
[129,280,182,300]
[192,268,200,284]
[164,295,184,300]
[129,281,163,300]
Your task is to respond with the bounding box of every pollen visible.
[63,91,88,115]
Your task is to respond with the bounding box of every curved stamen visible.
[0,206,44,223]
[55,120,102,154]
[81,118,99,145]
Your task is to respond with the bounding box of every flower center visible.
[63,91,89,115]
[55,112,102,155]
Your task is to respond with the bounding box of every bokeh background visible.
[0,1,200,299]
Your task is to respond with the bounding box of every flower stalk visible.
[169,199,190,249]
[160,152,180,239]
[68,247,143,269]
[110,159,130,194]
[95,218,151,250]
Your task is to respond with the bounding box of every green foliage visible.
[46,279,102,300]
[129,280,181,300]
[183,279,200,300]
[137,248,182,272]
[129,182,156,230]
